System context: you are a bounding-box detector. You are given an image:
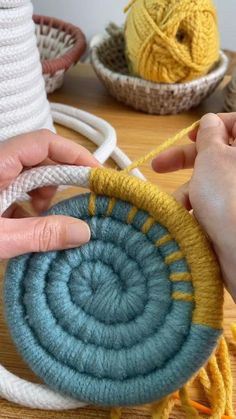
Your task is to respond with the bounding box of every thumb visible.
[172,182,192,211]
[196,113,229,152]
[0,215,91,259]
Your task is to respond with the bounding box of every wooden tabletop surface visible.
[0,64,235,418]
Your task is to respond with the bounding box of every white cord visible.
[0,0,54,141]
[51,103,145,180]
[0,165,91,216]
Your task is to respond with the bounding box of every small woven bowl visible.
[34,15,86,94]
[91,27,228,115]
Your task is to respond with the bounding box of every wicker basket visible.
[34,15,86,94]
[91,26,228,115]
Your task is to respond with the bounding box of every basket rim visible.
[33,14,86,76]
[91,36,228,91]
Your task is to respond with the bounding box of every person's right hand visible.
[152,112,236,301]
[0,129,99,259]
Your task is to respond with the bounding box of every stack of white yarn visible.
[0,0,54,142]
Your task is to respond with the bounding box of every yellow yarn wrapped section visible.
[89,167,223,329]
[124,0,220,83]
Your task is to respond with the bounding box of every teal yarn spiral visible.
[4,193,221,406]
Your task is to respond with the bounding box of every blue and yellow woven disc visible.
[4,169,223,406]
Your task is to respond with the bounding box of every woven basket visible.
[34,15,86,94]
[91,26,228,115]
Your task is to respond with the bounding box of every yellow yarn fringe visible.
[110,331,235,418]
[151,396,176,419]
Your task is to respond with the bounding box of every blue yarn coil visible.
[4,193,220,406]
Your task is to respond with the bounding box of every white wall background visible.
[32,0,236,51]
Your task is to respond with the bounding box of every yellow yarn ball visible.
[124,0,220,83]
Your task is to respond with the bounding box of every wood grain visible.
[225,50,236,76]
[0,63,235,418]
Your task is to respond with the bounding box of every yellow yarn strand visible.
[216,338,234,417]
[151,396,176,419]
[123,121,199,173]
[141,216,155,233]
[165,250,184,265]
[106,197,116,216]
[88,193,96,216]
[172,291,194,302]
[169,272,192,282]
[155,234,172,247]
[179,387,200,418]
[207,355,227,419]
[198,367,212,403]
[231,324,236,341]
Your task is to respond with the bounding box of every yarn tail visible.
[151,396,176,419]
[123,121,200,173]
[231,324,236,341]
[179,387,200,418]
[197,336,235,419]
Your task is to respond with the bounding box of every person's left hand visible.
[0,129,99,259]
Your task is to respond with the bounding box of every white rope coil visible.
[0,165,91,216]
[51,103,145,179]
[0,0,29,7]
[0,0,54,141]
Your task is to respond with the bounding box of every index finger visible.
[152,143,197,173]
[0,129,99,188]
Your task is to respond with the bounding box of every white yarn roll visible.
[0,37,37,63]
[0,0,28,7]
[0,101,52,141]
[0,3,31,25]
[0,21,34,47]
[0,0,54,141]
[0,78,45,112]
[0,66,42,96]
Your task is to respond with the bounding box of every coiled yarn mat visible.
[1,121,235,418]
[0,0,54,141]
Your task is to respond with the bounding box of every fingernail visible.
[200,113,220,130]
[67,222,91,246]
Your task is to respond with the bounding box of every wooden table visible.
[0,64,235,418]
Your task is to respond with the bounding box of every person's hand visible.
[0,130,99,259]
[152,112,236,301]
